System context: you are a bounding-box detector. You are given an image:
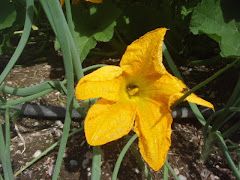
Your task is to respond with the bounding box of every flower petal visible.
[134,100,172,171]
[169,93,214,109]
[85,98,137,145]
[152,72,214,109]
[120,28,167,77]
[75,66,123,101]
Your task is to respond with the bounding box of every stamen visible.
[128,87,139,96]
[127,85,139,96]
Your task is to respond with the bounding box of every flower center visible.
[127,85,139,96]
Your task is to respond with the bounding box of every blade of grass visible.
[171,59,239,110]
[128,138,152,180]
[163,156,168,180]
[3,89,53,107]
[0,0,34,85]
[0,111,9,180]
[0,80,66,96]
[42,0,75,179]
[212,75,240,131]
[91,146,102,180]
[14,127,84,177]
[164,160,180,180]
[4,107,14,179]
[162,43,207,125]
[215,132,240,179]
[112,134,138,180]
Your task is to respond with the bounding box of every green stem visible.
[65,0,75,38]
[4,107,14,179]
[3,89,53,107]
[212,74,240,131]
[0,111,9,180]
[163,156,168,180]
[163,42,207,125]
[14,127,84,177]
[0,0,34,85]
[222,119,240,138]
[164,161,180,180]
[162,43,183,80]
[91,146,102,180]
[201,130,217,163]
[215,132,240,179]
[112,134,138,180]
[0,80,66,97]
[44,0,75,179]
[129,141,152,180]
[171,59,239,110]
[83,64,107,72]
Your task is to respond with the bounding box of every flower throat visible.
[127,84,139,96]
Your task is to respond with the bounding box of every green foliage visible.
[0,1,17,30]
[71,0,121,61]
[190,0,240,58]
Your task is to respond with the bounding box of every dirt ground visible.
[0,41,239,180]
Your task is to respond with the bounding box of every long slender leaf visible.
[14,127,84,177]
[4,107,14,179]
[0,0,34,85]
[162,43,207,125]
[212,75,240,131]
[91,146,102,180]
[0,111,9,180]
[164,161,180,180]
[112,134,138,180]
[215,132,240,179]
[163,156,168,180]
[129,140,153,180]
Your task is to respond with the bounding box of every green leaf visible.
[75,34,97,61]
[190,0,240,57]
[117,6,167,41]
[0,35,5,55]
[0,1,17,30]
[71,0,121,61]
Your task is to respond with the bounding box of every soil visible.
[0,40,239,180]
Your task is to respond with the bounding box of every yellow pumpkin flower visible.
[75,28,213,171]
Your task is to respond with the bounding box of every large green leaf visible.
[190,0,240,57]
[0,0,17,30]
[71,0,121,61]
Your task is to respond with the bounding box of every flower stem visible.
[171,59,239,110]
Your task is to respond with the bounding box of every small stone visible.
[63,152,68,158]
[191,173,196,178]
[18,142,24,146]
[32,150,41,158]
[178,174,187,180]
[23,169,31,176]
[47,165,55,176]
[55,120,63,128]
[33,122,39,126]
[70,160,78,166]
[86,151,93,159]
[201,169,210,178]
[82,159,89,168]
[135,168,140,174]
[174,168,179,175]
